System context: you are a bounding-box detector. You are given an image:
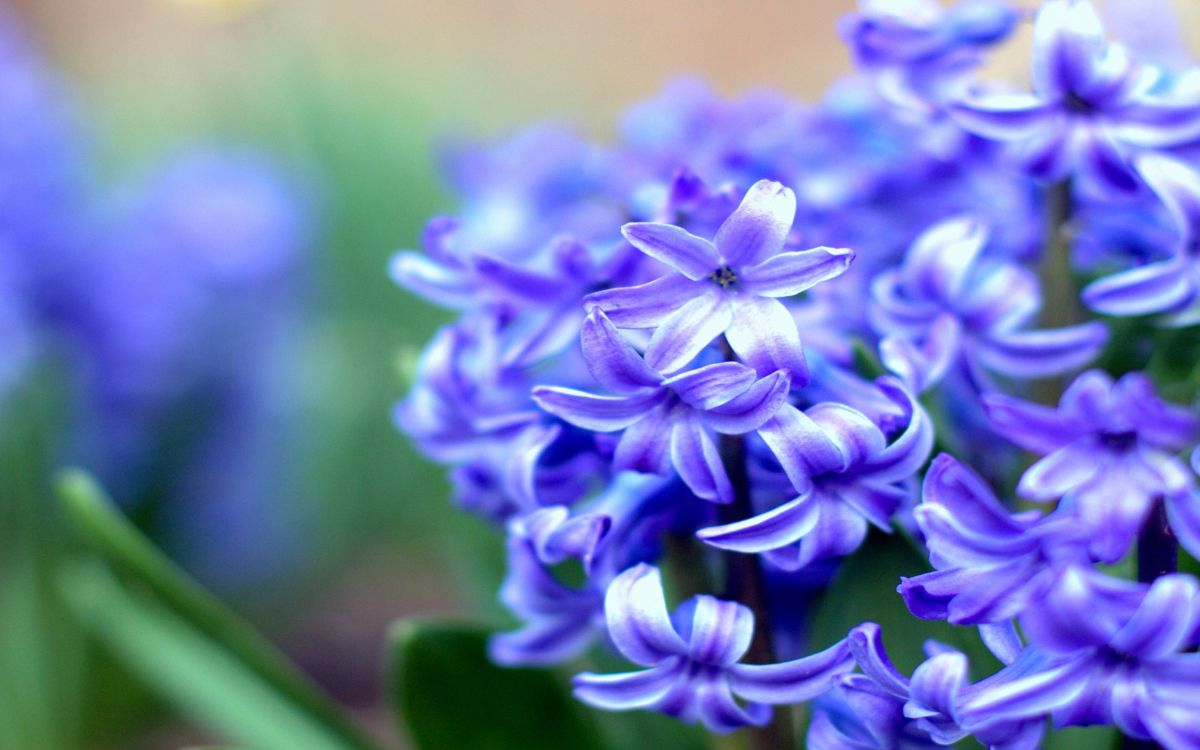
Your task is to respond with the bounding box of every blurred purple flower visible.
[574,564,854,732]
[984,370,1198,561]
[950,0,1200,192]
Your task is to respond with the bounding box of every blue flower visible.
[949,0,1200,192]
[573,564,854,732]
[984,370,1198,561]
[869,216,1106,391]
[584,179,854,380]
[532,310,789,503]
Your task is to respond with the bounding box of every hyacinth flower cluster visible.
[394,1,1200,748]
[0,10,313,586]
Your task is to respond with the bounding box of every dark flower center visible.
[1065,92,1094,114]
[1101,430,1137,452]
[710,266,737,288]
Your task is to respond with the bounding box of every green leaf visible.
[58,562,366,750]
[809,531,1002,679]
[57,469,380,750]
[390,620,606,750]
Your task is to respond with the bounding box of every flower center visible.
[710,266,737,288]
[1101,430,1137,452]
[1064,92,1094,114]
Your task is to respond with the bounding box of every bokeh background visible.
[2,1,1197,747]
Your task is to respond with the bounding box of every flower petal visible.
[670,410,734,503]
[1110,574,1199,659]
[686,595,755,667]
[705,370,791,434]
[645,291,733,374]
[574,663,680,710]
[948,95,1057,141]
[697,490,820,553]
[621,222,721,281]
[614,403,675,474]
[729,638,854,704]
[756,405,845,491]
[846,622,910,698]
[580,309,664,393]
[603,564,688,665]
[532,386,668,431]
[1017,443,1098,501]
[981,391,1074,455]
[740,246,854,297]
[662,362,756,410]
[583,274,701,328]
[725,295,808,381]
[973,323,1108,379]
[713,179,797,267]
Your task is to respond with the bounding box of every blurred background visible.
[1,1,1196,748]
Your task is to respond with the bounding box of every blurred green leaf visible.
[58,562,368,750]
[809,531,1002,679]
[1043,725,1120,750]
[57,470,380,750]
[390,620,606,750]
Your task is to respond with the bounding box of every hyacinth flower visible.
[584,179,854,379]
[949,0,1200,192]
[898,454,1092,625]
[532,310,790,502]
[573,564,854,732]
[698,377,932,570]
[840,0,1019,111]
[984,369,1199,562]
[960,571,1200,749]
[868,216,1106,391]
[839,622,1044,750]
[1083,152,1200,319]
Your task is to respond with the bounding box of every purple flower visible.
[949,0,1200,192]
[573,564,854,732]
[983,370,1199,561]
[960,571,1200,749]
[1083,152,1200,318]
[869,216,1106,390]
[839,622,1044,750]
[697,377,932,570]
[584,179,854,380]
[898,454,1091,624]
[532,310,790,502]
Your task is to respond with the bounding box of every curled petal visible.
[982,391,1074,455]
[1017,442,1098,501]
[490,614,596,667]
[621,222,720,281]
[973,323,1108,379]
[1110,574,1199,659]
[948,95,1056,141]
[532,386,667,432]
[604,564,688,665]
[705,371,791,434]
[757,405,845,490]
[740,246,854,297]
[899,216,989,303]
[1137,151,1200,243]
[471,253,564,304]
[614,403,674,474]
[1166,490,1200,561]
[388,252,474,308]
[662,362,756,410]
[729,639,854,704]
[1030,0,1105,98]
[908,651,968,720]
[686,596,755,667]
[713,179,797,267]
[860,377,934,482]
[670,411,733,503]
[846,622,910,698]
[960,658,1092,723]
[697,490,820,553]
[581,310,663,393]
[696,677,772,733]
[645,291,734,374]
[979,622,1024,666]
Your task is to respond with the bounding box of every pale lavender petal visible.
[981,392,1073,454]
[490,615,596,667]
[973,323,1108,378]
[739,246,854,297]
[1085,260,1196,318]
[1110,574,1199,659]
[662,362,756,410]
[908,652,968,720]
[696,490,820,553]
[807,402,887,469]
[705,371,791,434]
[583,274,702,328]
[838,481,907,530]
[621,222,721,280]
[1166,491,1200,561]
[725,295,808,381]
[949,95,1057,141]
[1077,124,1137,193]
[532,386,668,432]
[645,291,734,374]
[471,253,564,304]
[580,309,663,393]
[670,410,734,503]
[388,251,474,308]
[860,377,934,482]
[574,663,680,710]
[960,658,1092,722]
[756,405,845,490]
[729,639,854,704]
[1017,443,1098,501]
[614,403,674,474]
[899,216,988,303]
[846,622,910,698]
[1058,369,1114,429]
[879,314,961,393]
[603,564,688,665]
[979,622,1024,666]
[1136,151,1200,241]
[686,595,755,667]
[1030,0,1105,98]
[502,423,561,509]
[713,179,797,267]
